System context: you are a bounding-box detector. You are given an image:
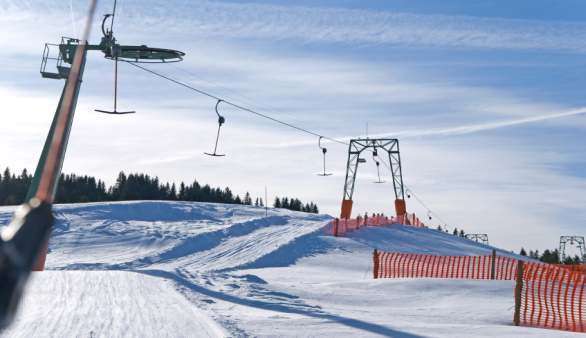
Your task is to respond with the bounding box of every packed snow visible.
[0,201,578,337]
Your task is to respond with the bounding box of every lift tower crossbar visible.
[465,234,489,245]
[560,236,586,262]
[341,138,405,219]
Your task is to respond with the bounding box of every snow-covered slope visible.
[0,201,576,337]
[3,271,225,338]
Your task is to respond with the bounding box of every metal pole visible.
[0,0,97,328]
[513,260,524,326]
[490,249,497,280]
[373,249,379,279]
[114,57,118,110]
[264,186,268,217]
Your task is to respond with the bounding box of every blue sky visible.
[1,0,585,252]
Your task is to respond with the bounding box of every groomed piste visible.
[0,200,581,337]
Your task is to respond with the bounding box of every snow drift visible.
[0,201,578,337]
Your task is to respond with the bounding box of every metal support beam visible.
[464,233,489,245]
[0,0,95,328]
[560,235,585,262]
[28,46,88,202]
[340,138,405,218]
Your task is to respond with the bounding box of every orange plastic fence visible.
[325,215,392,236]
[557,264,586,274]
[373,251,518,280]
[326,212,426,236]
[404,213,426,228]
[518,262,585,333]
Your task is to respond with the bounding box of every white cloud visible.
[1,1,585,253]
[5,0,586,53]
[358,107,586,139]
[114,0,586,53]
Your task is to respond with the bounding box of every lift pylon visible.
[340,138,405,219]
[560,236,585,262]
[29,1,184,273]
[465,233,489,245]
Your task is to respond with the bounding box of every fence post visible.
[491,249,496,280]
[373,249,379,279]
[514,260,524,326]
[334,218,339,237]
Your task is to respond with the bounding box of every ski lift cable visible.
[168,63,287,117]
[68,0,78,38]
[110,0,118,33]
[405,187,450,226]
[378,159,451,227]
[122,61,348,146]
[124,62,453,226]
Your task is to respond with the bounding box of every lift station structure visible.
[465,234,490,245]
[341,138,406,219]
[560,236,585,262]
[27,1,184,272]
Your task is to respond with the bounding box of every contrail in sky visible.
[267,107,586,148]
[349,107,586,140]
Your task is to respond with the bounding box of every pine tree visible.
[170,183,177,200]
[179,182,186,200]
[244,192,252,205]
[520,248,527,256]
[0,166,320,212]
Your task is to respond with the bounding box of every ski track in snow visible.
[0,201,579,337]
[1,270,225,338]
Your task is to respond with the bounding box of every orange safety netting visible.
[325,213,426,236]
[519,262,585,333]
[556,264,586,274]
[325,215,392,236]
[373,251,517,280]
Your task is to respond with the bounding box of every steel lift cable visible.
[125,47,459,231]
[2,0,184,329]
[168,63,290,119]
[69,0,78,38]
[122,61,348,146]
[379,159,451,228]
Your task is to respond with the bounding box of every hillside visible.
[0,201,578,337]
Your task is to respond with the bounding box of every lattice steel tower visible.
[559,236,585,262]
[340,138,405,219]
[465,234,489,245]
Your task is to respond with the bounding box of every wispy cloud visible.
[2,1,585,251]
[4,0,586,52]
[366,107,586,139]
[262,107,586,149]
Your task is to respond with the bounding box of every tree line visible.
[273,196,318,213]
[0,167,319,214]
[519,247,583,265]
[437,225,583,265]
[436,225,467,237]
